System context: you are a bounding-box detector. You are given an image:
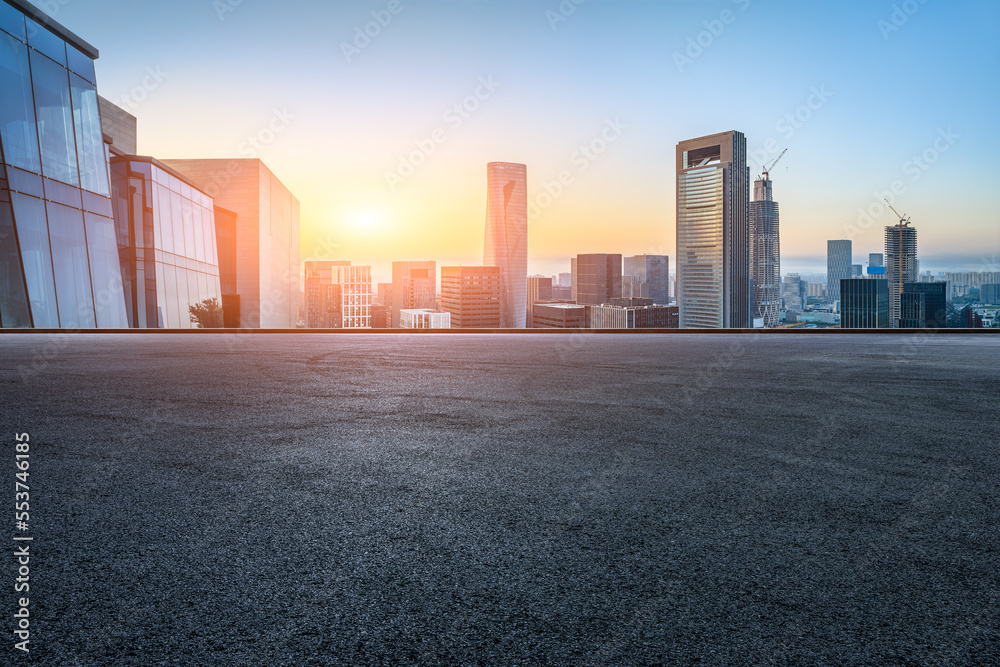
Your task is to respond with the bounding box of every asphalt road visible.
[2,333,998,666]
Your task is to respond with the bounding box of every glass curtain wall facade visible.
[110,157,222,328]
[483,161,527,328]
[676,131,750,329]
[827,240,852,306]
[840,278,888,329]
[0,1,127,328]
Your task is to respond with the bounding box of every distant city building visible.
[960,306,984,328]
[750,177,780,327]
[532,302,586,328]
[867,265,887,278]
[827,240,852,305]
[304,261,371,328]
[400,308,450,329]
[885,225,918,327]
[371,304,388,328]
[899,282,947,329]
[623,255,670,304]
[376,282,392,306]
[551,285,572,300]
[574,254,623,306]
[982,284,1000,305]
[851,264,863,277]
[440,266,501,328]
[526,276,553,328]
[806,283,826,299]
[483,161,527,328]
[110,156,223,328]
[869,253,884,268]
[946,272,1000,299]
[391,261,436,327]
[557,272,572,288]
[589,303,673,329]
[164,158,300,328]
[676,131,750,328]
[840,278,889,328]
[782,274,804,311]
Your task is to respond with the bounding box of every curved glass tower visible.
[483,161,527,328]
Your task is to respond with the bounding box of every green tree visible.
[189,297,224,329]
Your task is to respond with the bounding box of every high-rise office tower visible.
[869,253,884,268]
[750,177,780,327]
[440,266,501,328]
[840,278,889,328]
[885,225,918,327]
[826,240,852,306]
[624,255,670,304]
[676,131,750,328]
[483,162,527,328]
[782,274,804,311]
[574,254,622,306]
[390,261,436,328]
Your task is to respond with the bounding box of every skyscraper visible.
[826,240,852,306]
[750,177,780,327]
[885,225,918,327]
[623,255,670,304]
[574,254,622,306]
[676,131,750,328]
[782,274,804,312]
[390,261,436,328]
[483,161,527,328]
[869,253,884,268]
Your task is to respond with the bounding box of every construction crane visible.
[761,148,787,180]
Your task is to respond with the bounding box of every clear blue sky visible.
[41,0,1000,279]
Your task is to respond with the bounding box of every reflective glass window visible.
[155,183,173,254]
[0,34,41,171]
[154,261,165,328]
[11,194,58,326]
[47,201,95,328]
[70,74,109,195]
[169,188,184,256]
[191,203,205,262]
[66,44,95,85]
[25,19,65,65]
[197,272,208,308]
[180,269,195,328]
[150,184,161,250]
[162,263,178,328]
[0,201,32,327]
[181,200,196,261]
[83,212,128,328]
[0,4,26,42]
[30,51,79,186]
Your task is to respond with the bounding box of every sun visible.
[348,209,384,232]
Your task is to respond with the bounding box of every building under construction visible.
[885,225,918,327]
[749,154,783,327]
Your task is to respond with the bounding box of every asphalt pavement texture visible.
[1,333,998,666]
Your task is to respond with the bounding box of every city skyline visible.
[44,0,1000,279]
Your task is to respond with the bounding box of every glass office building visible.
[483,162,527,328]
[110,156,222,328]
[1,0,127,328]
[676,131,751,329]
